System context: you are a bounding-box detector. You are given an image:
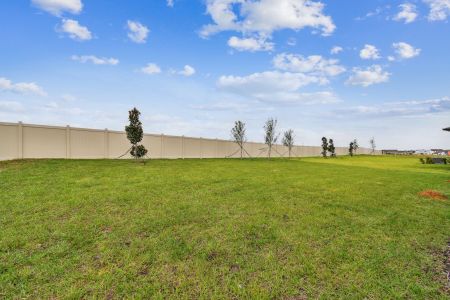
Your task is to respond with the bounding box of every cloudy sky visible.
[1,0,449,149]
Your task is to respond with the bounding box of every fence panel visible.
[23,125,66,159]
[0,122,382,160]
[0,123,19,160]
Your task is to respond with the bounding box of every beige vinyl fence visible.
[0,121,381,160]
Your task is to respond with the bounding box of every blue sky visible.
[0,0,449,149]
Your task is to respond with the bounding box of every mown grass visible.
[0,156,449,299]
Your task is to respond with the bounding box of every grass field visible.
[0,156,449,299]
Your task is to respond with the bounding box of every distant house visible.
[415,149,433,155]
[382,150,415,155]
[431,149,449,156]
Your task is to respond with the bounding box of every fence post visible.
[104,128,109,159]
[65,125,71,159]
[160,134,164,159]
[181,135,185,159]
[18,121,23,159]
[216,138,219,158]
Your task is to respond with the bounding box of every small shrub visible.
[425,157,433,164]
[419,158,425,164]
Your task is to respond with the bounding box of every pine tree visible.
[321,137,328,158]
[328,139,336,157]
[125,107,148,159]
[352,139,359,155]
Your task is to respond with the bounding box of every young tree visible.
[231,120,247,159]
[264,118,279,158]
[328,139,336,157]
[125,107,148,159]
[349,142,354,156]
[352,139,359,155]
[282,129,295,158]
[369,137,376,154]
[321,137,328,158]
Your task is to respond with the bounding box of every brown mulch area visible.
[419,190,448,201]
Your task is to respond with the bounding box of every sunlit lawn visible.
[0,156,449,299]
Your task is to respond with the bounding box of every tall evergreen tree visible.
[328,139,336,157]
[349,142,354,156]
[125,107,148,159]
[352,139,359,155]
[282,129,295,158]
[321,137,328,158]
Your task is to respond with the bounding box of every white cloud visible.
[201,0,335,50]
[330,46,343,55]
[61,94,77,102]
[287,38,297,46]
[273,53,346,77]
[191,101,252,112]
[59,19,92,41]
[254,91,338,104]
[424,0,450,21]
[71,55,119,65]
[31,0,82,16]
[393,42,421,59]
[217,71,337,104]
[0,77,47,96]
[178,65,196,76]
[346,65,390,87]
[127,21,149,44]
[0,101,25,112]
[141,63,162,75]
[167,0,174,7]
[337,96,450,117]
[218,71,320,93]
[227,36,274,52]
[360,44,381,60]
[393,3,418,23]
[355,5,391,21]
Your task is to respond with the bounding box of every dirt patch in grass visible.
[229,264,240,273]
[419,190,448,201]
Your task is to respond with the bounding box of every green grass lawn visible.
[1,156,449,299]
